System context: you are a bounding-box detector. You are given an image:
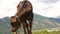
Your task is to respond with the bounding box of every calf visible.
[10,0,33,34]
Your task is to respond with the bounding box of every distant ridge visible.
[0,13,60,34]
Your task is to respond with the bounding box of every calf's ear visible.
[11,16,17,23]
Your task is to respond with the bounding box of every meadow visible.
[32,29,60,34]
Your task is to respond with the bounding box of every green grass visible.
[32,30,60,34]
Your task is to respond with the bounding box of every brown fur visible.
[10,0,33,34]
[10,16,21,32]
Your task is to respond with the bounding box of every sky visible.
[0,0,60,18]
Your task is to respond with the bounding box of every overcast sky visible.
[0,0,60,18]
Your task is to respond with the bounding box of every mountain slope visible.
[33,14,60,30]
[0,13,60,34]
[48,18,60,23]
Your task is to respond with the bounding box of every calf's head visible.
[10,16,21,32]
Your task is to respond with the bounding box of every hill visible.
[0,13,60,34]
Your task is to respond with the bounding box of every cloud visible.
[37,0,59,4]
[0,0,60,18]
[31,0,60,17]
[0,0,21,18]
[39,1,60,17]
[0,0,2,2]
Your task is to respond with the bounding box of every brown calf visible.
[10,0,33,34]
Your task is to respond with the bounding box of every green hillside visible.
[32,30,60,34]
[0,13,60,34]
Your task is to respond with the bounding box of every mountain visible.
[33,14,60,30]
[0,13,60,34]
[48,18,60,23]
[56,16,60,19]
